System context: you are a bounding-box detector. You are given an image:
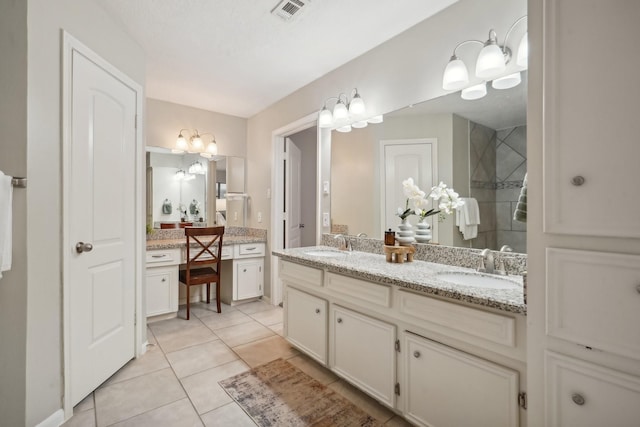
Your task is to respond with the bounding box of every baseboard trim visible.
[36,409,64,427]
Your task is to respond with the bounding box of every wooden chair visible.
[178,226,225,319]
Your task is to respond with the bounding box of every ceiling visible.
[97,0,458,118]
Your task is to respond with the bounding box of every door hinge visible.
[134,311,137,326]
[134,114,138,129]
[518,392,527,409]
[395,339,400,352]
[394,382,400,396]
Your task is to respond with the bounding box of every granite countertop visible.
[273,245,526,315]
[147,235,266,250]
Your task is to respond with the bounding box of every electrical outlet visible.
[322,212,330,227]
[257,212,262,223]
[323,180,330,195]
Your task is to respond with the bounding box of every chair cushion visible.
[179,267,220,285]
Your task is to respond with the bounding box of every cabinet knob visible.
[337,318,343,324]
[161,278,166,282]
[413,351,421,358]
[315,308,320,314]
[571,176,585,186]
[571,393,585,406]
[636,284,640,294]
[243,269,247,273]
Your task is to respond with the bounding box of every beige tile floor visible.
[63,299,413,427]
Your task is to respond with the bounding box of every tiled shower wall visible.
[469,122,527,253]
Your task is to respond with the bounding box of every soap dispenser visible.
[384,229,396,246]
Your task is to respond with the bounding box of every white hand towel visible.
[0,171,13,279]
[456,197,480,240]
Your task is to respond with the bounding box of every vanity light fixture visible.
[175,169,186,180]
[188,161,205,175]
[174,129,218,158]
[318,89,382,132]
[442,16,528,99]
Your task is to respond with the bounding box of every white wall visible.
[22,0,146,425]
[146,98,247,158]
[0,1,28,425]
[247,0,527,295]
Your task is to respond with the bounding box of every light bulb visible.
[206,140,218,155]
[476,32,506,79]
[176,134,188,150]
[191,135,203,150]
[517,32,528,68]
[461,82,487,100]
[348,92,366,119]
[492,72,521,90]
[442,56,469,91]
[333,100,349,122]
[318,106,333,128]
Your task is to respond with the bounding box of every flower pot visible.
[415,218,432,243]
[396,218,416,246]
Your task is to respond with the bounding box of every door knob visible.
[75,242,93,253]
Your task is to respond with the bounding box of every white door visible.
[380,139,437,240]
[286,138,302,248]
[68,50,137,406]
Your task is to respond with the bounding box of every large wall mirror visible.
[145,147,246,228]
[331,72,527,253]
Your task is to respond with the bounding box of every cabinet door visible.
[331,306,395,407]
[234,258,263,300]
[543,0,640,237]
[285,287,327,364]
[146,266,178,316]
[546,352,640,427]
[403,332,518,427]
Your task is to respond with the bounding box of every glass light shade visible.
[189,161,204,174]
[461,82,487,100]
[333,101,349,121]
[184,173,195,181]
[206,140,218,155]
[348,94,366,118]
[492,72,521,90]
[351,121,368,129]
[318,107,333,128]
[442,57,469,91]
[516,32,528,68]
[336,125,352,133]
[176,134,188,150]
[175,169,186,180]
[191,135,204,150]
[367,115,384,124]
[476,43,506,79]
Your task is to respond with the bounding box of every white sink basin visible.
[437,272,521,289]
[304,249,346,258]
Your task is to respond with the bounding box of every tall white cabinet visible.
[529,0,640,425]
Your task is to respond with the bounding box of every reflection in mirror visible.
[147,148,208,227]
[331,72,527,253]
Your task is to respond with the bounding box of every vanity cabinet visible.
[403,332,519,427]
[145,249,181,317]
[221,243,265,304]
[331,306,396,407]
[285,287,327,364]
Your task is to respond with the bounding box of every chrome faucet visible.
[334,234,352,251]
[478,248,495,274]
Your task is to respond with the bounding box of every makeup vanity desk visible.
[145,231,267,320]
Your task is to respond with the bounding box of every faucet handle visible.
[477,256,486,272]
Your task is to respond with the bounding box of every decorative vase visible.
[415,217,432,243]
[396,218,416,246]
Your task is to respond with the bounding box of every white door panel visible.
[286,138,302,248]
[69,50,136,406]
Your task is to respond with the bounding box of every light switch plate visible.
[323,181,330,195]
[257,212,262,223]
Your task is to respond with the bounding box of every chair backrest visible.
[184,226,225,270]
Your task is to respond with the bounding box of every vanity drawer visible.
[398,290,515,347]
[235,242,265,258]
[326,272,391,308]
[146,248,181,267]
[221,245,233,260]
[280,260,323,288]
[546,248,640,360]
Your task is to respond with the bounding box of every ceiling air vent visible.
[271,0,309,21]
